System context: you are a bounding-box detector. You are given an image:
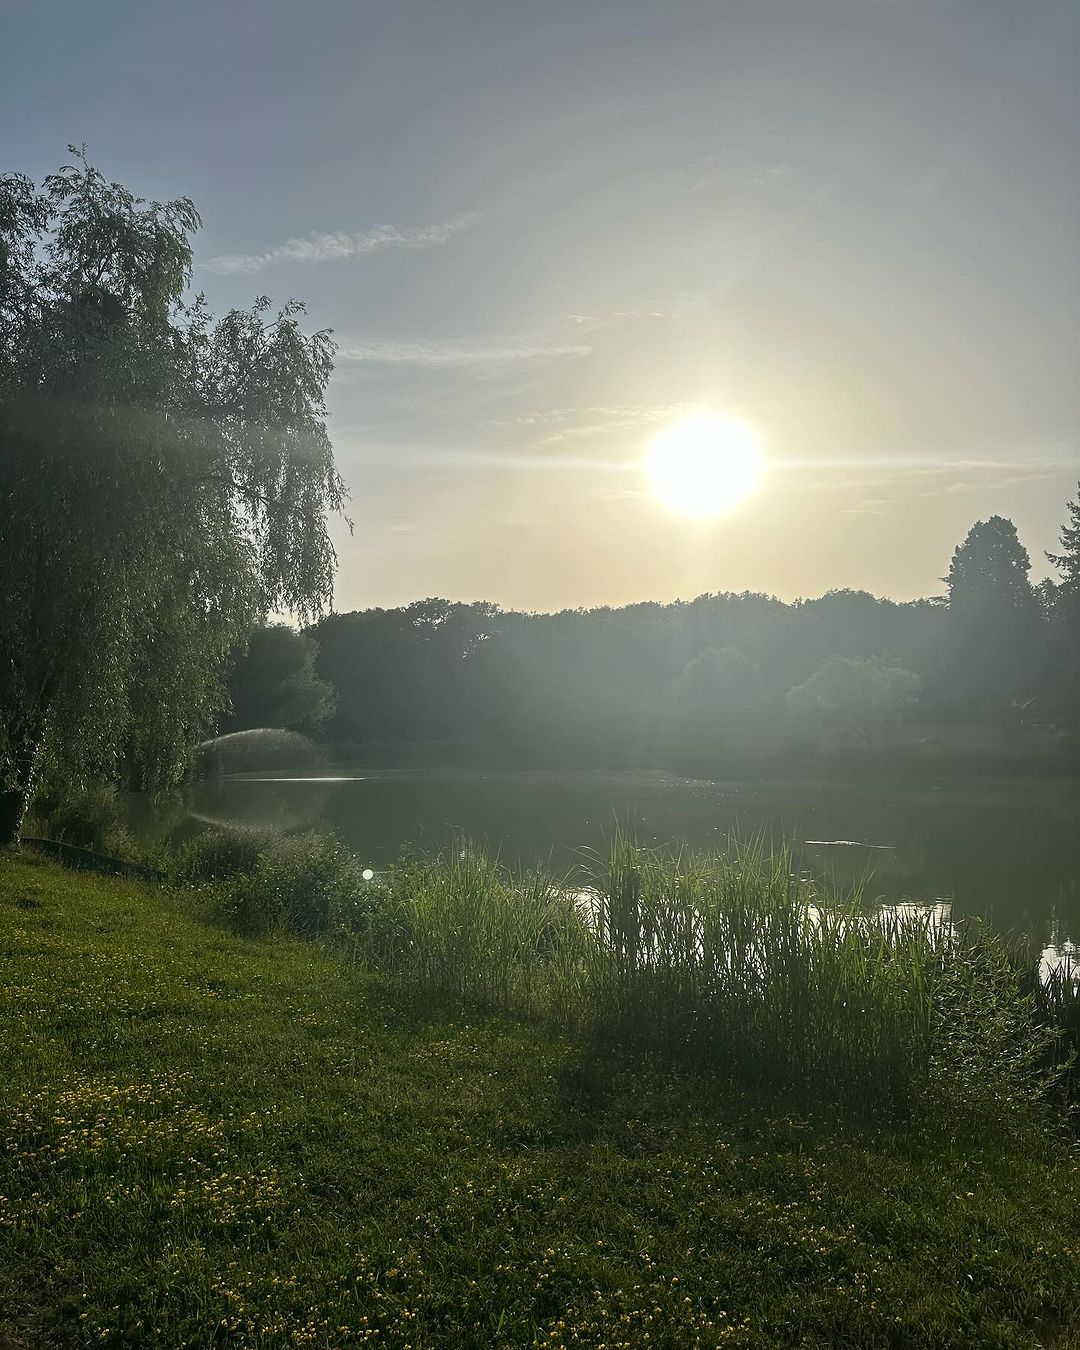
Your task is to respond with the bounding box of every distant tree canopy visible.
[786,657,920,750]
[303,500,1080,768]
[305,591,938,765]
[222,625,336,736]
[0,150,345,844]
[671,646,777,758]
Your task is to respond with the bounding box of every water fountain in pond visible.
[195,728,326,780]
[191,729,335,833]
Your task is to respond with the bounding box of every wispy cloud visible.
[486,408,584,429]
[781,455,1072,476]
[389,447,631,473]
[566,294,709,330]
[336,336,593,371]
[788,455,1073,500]
[839,498,892,516]
[204,214,476,275]
[918,469,1063,498]
[567,310,666,328]
[488,402,696,446]
[539,406,692,446]
[345,434,632,474]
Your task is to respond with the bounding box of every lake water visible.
[167,766,1080,957]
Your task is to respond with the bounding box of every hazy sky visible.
[4,0,1079,612]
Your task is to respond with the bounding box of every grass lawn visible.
[1,851,1078,1349]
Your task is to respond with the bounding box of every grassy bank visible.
[2,853,1080,1348]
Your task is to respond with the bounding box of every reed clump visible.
[366,843,590,1018]
[576,834,945,1112]
[186,825,1072,1121]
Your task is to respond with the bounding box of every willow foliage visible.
[0,149,346,842]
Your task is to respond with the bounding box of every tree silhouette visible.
[943,517,1043,722]
[1048,483,1080,635]
[786,657,919,750]
[1044,483,1080,725]
[945,516,1037,616]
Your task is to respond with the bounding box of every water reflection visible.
[1040,937,1080,983]
[125,766,1080,956]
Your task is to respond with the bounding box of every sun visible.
[646,413,764,516]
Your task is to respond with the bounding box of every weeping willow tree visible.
[0,149,347,845]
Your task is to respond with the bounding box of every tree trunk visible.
[0,729,44,849]
[0,786,30,848]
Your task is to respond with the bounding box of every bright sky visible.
[4,0,1079,611]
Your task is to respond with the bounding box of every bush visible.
[27,782,136,858]
[929,928,1068,1131]
[200,831,367,939]
[257,832,366,937]
[328,872,414,968]
[1033,952,1080,1104]
[171,827,275,884]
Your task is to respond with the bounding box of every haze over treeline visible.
[224,507,1080,767]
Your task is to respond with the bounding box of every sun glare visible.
[646,414,764,516]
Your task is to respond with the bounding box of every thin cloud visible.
[780,455,1072,477]
[840,498,892,516]
[337,336,593,371]
[204,213,476,275]
[567,310,666,328]
[538,404,694,446]
[486,409,582,428]
[351,440,631,473]
[919,469,1063,499]
[566,296,707,329]
[488,404,694,441]
[788,455,1074,500]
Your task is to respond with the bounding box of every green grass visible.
[2,853,1080,1349]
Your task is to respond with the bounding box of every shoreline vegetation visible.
[2,845,1079,1348]
[13,822,1080,1116]
[8,820,1080,1117]
[158,827,1080,1113]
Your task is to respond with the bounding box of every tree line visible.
[228,502,1080,768]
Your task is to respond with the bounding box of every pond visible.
[137,765,1080,959]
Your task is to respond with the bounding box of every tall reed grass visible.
[343,830,1070,1120]
[576,833,946,1110]
[364,841,590,1018]
[186,824,1073,1121]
